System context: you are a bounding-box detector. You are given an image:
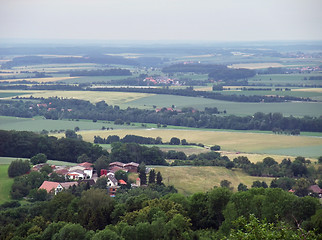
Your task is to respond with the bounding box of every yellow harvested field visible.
[74,129,322,153]
[154,166,273,195]
[194,86,213,91]
[292,88,322,93]
[13,90,154,104]
[0,77,78,83]
[229,63,285,69]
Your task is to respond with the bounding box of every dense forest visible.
[1,97,321,132]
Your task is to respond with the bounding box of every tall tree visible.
[156,171,163,185]
[148,169,156,184]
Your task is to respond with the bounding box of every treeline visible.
[309,76,322,80]
[1,55,138,69]
[0,130,107,162]
[162,63,256,81]
[0,186,320,239]
[94,135,162,145]
[1,97,321,132]
[69,69,132,77]
[89,87,310,102]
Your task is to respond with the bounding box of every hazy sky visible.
[1,0,322,42]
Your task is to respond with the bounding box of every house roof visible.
[39,181,61,193]
[78,162,93,168]
[109,162,125,167]
[119,179,127,185]
[60,182,78,189]
[309,185,322,194]
[124,162,139,167]
[55,169,69,175]
[109,166,128,173]
[107,175,118,185]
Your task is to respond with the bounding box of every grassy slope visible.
[154,166,273,196]
[0,165,13,204]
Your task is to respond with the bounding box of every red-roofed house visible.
[39,181,63,195]
[309,185,322,197]
[78,162,93,169]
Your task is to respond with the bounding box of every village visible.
[36,161,142,197]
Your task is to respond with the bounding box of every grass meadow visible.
[0,164,13,204]
[66,128,322,158]
[153,166,273,195]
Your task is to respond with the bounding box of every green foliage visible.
[94,155,110,177]
[115,170,128,182]
[237,183,248,192]
[8,159,30,178]
[156,171,163,185]
[30,153,47,165]
[170,137,180,145]
[52,223,88,240]
[226,214,318,240]
[148,169,156,184]
[92,227,124,240]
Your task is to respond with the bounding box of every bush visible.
[30,153,47,165]
[8,159,31,178]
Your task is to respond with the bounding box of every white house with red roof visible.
[39,181,63,195]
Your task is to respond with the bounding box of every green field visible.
[126,94,322,117]
[154,166,273,195]
[0,92,31,98]
[0,165,13,204]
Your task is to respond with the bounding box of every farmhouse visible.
[109,161,139,173]
[39,181,63,195]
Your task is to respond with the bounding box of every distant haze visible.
[1,0,322,42]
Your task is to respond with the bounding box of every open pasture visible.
[0,164,13,204]
[74,128,322,158]
[154,166,273,195]
[249,73,322,86]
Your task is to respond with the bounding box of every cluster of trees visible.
[0,185,320,239]
[69,69,132,77]
[94,135,163,145]
[1,98,321,132]
[0,130,107,162]
[109,142,167,166]
[233,156,314,178]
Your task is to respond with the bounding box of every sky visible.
[1,0,322,42]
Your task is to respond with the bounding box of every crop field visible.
[69,129,322,158]
[0,91,32,98]
[0,76,78,83]
[0,164,13,204]
[153,166,273,195]
[1,90,154,105]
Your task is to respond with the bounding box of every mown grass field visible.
[0,77,78,83]
[64,129,322,158]
[0,164,13,204]
[153,166,273,195]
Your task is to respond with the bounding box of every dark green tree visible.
[237,183,248,191]
[156,171,163,185]
[8,159,31,178]
[30,153,47,165]
[169,137,180,145]
[148,169,156,184]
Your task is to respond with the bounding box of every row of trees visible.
[1,97,321,132]
[69,69,132,77]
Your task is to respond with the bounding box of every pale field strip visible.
[229,63,285,69]
[180,54,215,58]
[293,88,322,93]
[0,77,78,83]
[37,54,83,58]
[52,129,322,160]
[3,90,154,104]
